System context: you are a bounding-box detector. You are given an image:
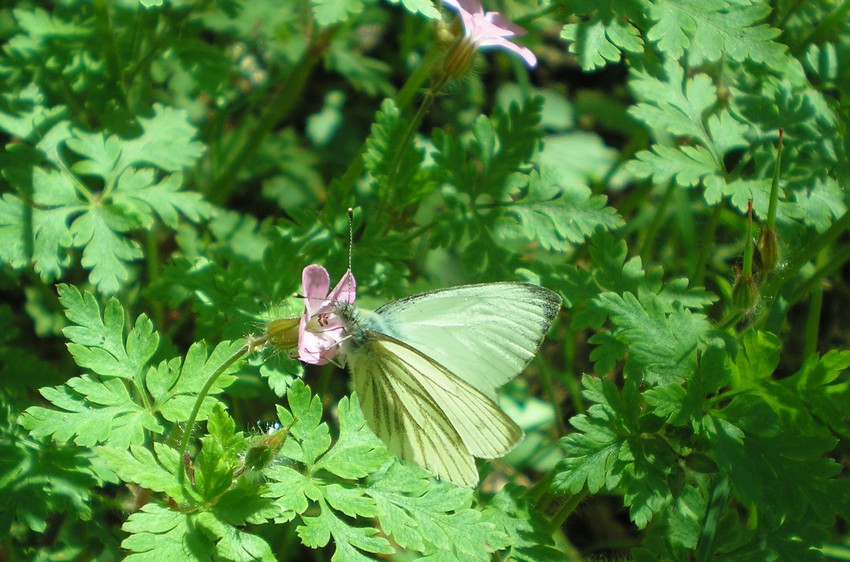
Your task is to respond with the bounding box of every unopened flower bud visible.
[757,227,780,274]
[732,274,759,312]
[265,316,300,353]
[243,425,290,472]
[441,37,478,79]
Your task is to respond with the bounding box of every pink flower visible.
[297,265,356,365]
[443,0,537,68]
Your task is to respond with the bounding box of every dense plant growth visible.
[1,0,849,560]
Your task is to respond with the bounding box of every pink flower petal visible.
[442,0,537,69]
[302,265,330,317]
[484,12,526,37]
[296,265,357,365]
[443,0,483,16]
[476,35,537,67]
[328,269,357,304]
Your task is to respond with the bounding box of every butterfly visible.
[327,280,561,487]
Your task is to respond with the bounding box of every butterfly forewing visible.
[369,283,561,399]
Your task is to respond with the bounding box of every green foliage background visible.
[1,0,850,560]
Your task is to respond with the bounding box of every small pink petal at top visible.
[442,0,537,68]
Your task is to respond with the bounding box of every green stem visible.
[177,342,250,484]
[549,488,587,531]
[536,352,567,437]
[381,76,447,211]
[794,0,850,55]
[145,228,163,331]
[639,181,676,261]
[789,244,850,305]
[765,130,783,230]
[803,279,823,358]
[693,204,723,287]
[803,249,829,357]
[696,478,731,562]
[513,4,568,25]
[742,200,754,277]
[396,38,449,113]
[334,37,447,206]
[209,34,329,203]
[92,0,127,107]
[714,309,744,332]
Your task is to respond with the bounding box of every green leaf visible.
[384,0,439,19]
[367,463,508,560]
[95,443,193,504]
[113,170,216,230]
[628,144,719,188]
[198,510,277,561]
[123,104,206,172]
[794,176,848,233]
[195,405,244,500]
[362,99,427,207]
[298,495,394,561]
[283,379,333,467]
[314,395,391,479]
[0,411,99,534]
[0,82,67,139]
[556,377,675,528]
[554,377,630,495]
[483,485,564,561]
[781,350,850,436]
[733,330,781,384]
[71,205,144,294]
[19,375,162,447]
[145,340,243,424]
[559,0,647,71]
[705,402,845,526]
[122,504,215,561]
[646,0,791,72]
[501,170,624,252]
[433,98,543,200]
[59,284,159,380]
[596,291,710,385]
[0,105,210,293]
[644,339,731,426]
[312,0,363,26]
[629,59,717,145]
[0,166,80,281]
[264,464,315,521]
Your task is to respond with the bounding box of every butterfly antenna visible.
[346,207,355,299]
[347,207,354,272]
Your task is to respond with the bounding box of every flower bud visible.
[757,227,780,274]
[732,273,759,312]
[265,316,300,354]
[243,425,290,472]
[440,37,478,79]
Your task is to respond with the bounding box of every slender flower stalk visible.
[758,129,783,277]
[732,200,758,313]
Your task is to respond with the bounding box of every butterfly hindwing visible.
[349,333,523,487]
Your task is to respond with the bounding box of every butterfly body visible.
[334,282,561,487]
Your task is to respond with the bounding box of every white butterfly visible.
[332,282,561,487]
